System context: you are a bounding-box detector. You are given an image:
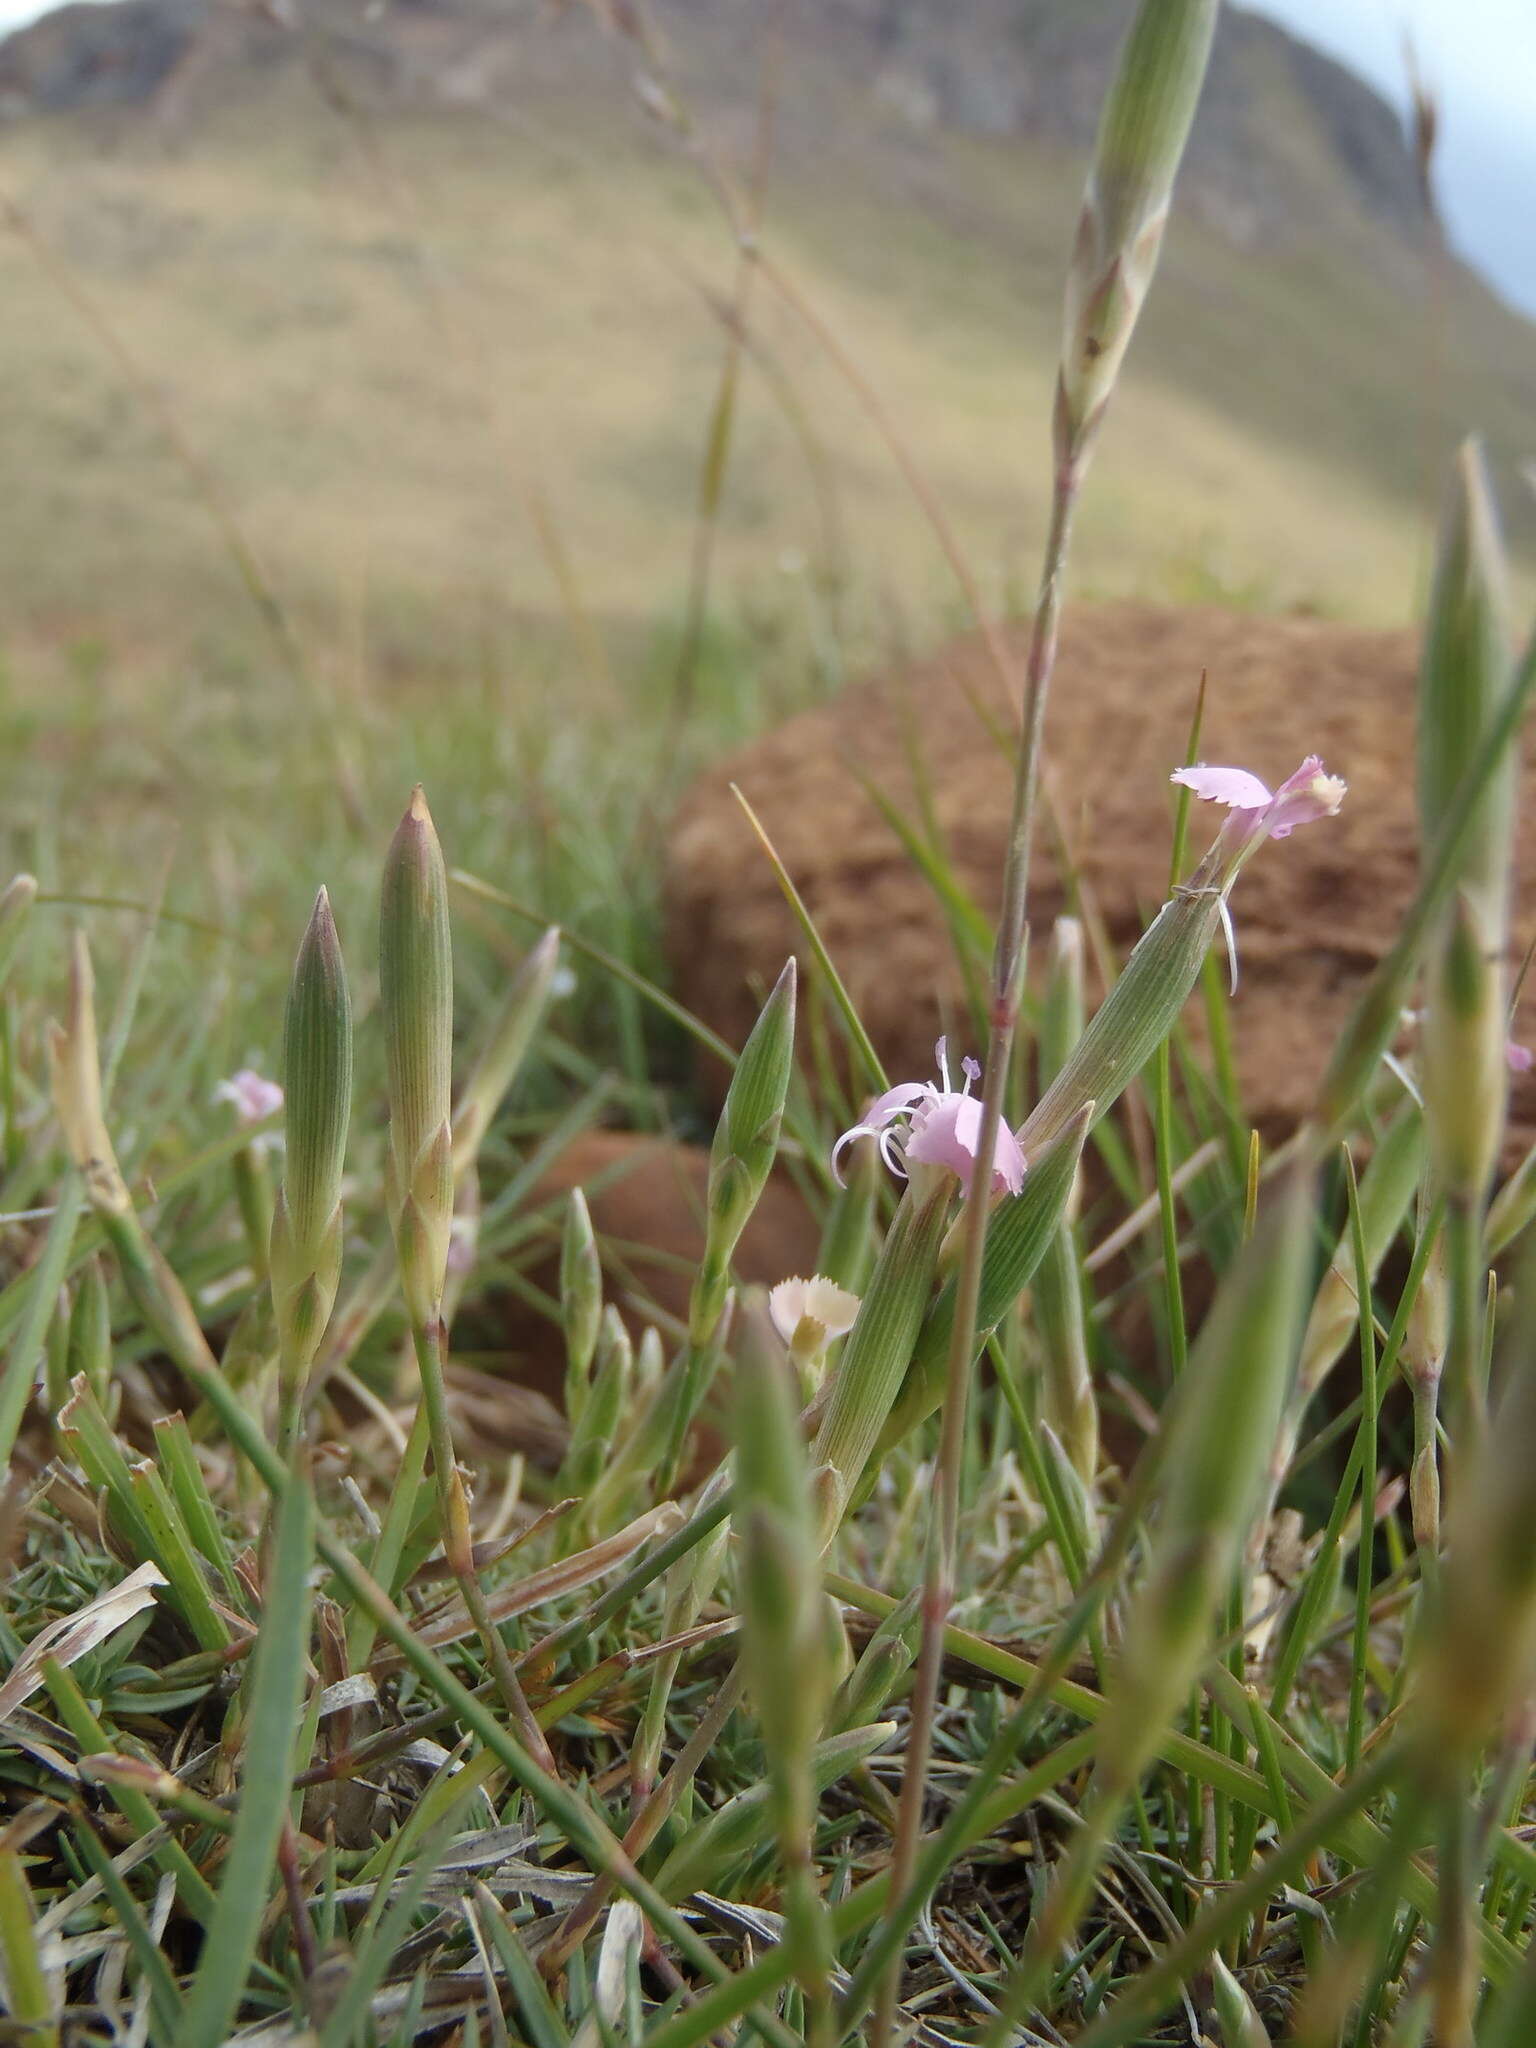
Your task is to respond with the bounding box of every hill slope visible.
[0,0,1530,676]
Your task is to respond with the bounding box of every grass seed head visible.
[1058,0,1220,456]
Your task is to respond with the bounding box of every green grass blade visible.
[175,1467,315,2048]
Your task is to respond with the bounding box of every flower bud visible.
[829,1588,922,1734]
[379,787,455,1322]
[1418,441,1515,1200]
[269,888,352,1376]
[735,1312,832,1796]
[690,958,795,1345]
[810,1180,954,1522]
[564,1305,633,1498]
[560,1187,603,1428]
[1415,1248,1536,1764]
[1096,1165,1313,1793]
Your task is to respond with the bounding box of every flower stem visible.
[412,1308,557,1777]
[872,444,1083,2048]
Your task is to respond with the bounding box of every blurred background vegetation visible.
[0,0,1532,1110]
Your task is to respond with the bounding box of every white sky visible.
[1240,0,1536,315]
[0,0,1531,315]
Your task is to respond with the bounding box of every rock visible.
[664,602,1536,1157]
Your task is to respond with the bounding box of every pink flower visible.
[215,1068,284,1127]
[833,1039,1026,1198]
[1508,1040,1533,1075]
[1169,755,1347,991]
[1171,755,1347,845]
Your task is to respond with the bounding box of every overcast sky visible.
[0,0,1530,316]
[1240,0,1536,316]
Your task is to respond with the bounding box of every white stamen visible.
[1217,894,1241,996]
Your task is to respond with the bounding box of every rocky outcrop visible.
[664,603,1536,1152]
[0,0,1429,265]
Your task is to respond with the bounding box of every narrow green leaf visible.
[176,1469,314,2048]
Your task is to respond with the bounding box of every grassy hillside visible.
[0,16,1531,703]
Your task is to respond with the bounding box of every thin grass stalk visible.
[379,787,556,1774]
[876,12,1219,2033]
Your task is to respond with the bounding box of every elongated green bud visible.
[1018,884,1223,1158]
[691,959,796,1345]
[0,872,37,991]
[1415,1247,1536,1763]
[1097,1165,1313,1792]
[380,786,454,1323]
[1418,441,1515,1200]
[1321,628,1535,1134]
[1058,0,1219,456]
[811,1181,954,1521]
[736,1317,829,1767]
[561,1187,603,1428]
[269,889,352,1377]
[564,1305,632,1496]
[1209,1952,1271,2048]
[452,926,560,1170]
[1419,440,1514,915]
[829,1589,923,1734]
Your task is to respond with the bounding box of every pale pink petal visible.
[1263,756,1348,839]
[1508,1039,1534,1075]
[215,1068,284,1126]
[1171,764,1273,812]
[832,1083,934,1184]
[865,1081,935,1121]
[905,1095,1026,1197]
